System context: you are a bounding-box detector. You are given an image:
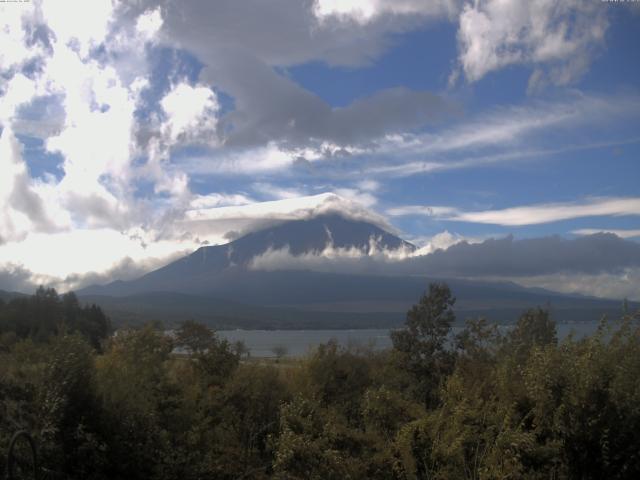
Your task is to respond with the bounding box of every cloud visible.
[190,192,255,209]
[0,0,204,250]
[386,205,458,217]
[449,197,640,226]
[135,7,163,41]
[368,136,640,179]
[248,236,416,274]
[0,229,193,280]
[0,3,156,235]
[455,0,608,88]
[0,73,37,122]
[332,188,378,209]
[0,128,61,242]
[0,264,36,293]
[252,183,305,200]
[0,252,189,294]
[204,53,453,148]
[0,192,393,292]
[513,268,640,302]
[378,93,640,157]
[179,142,320,176]
[159,82,219,144]
[40,0,115,57]
[0,1,49,73]
[57,253,185,292]
[246,232,640,299]
[355,179,380,192]
[173,91,640,181]
[242,180,383,215]
[180,193,395,240]
[284,92,640,182]
[573,229,640,240]
[3,231,638,300]
[411,231,472,256]
[407,233,640,277]
[0,227,198,292]
[113,1,454,149]
[313,0,459,24]
[130,0,436,68]
[387,197,640,227]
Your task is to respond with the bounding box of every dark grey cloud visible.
[121,0,429,68]
[4,233,637,298]
[0,265,35,294]
[205,50,454,147]
[117,1,454,148]
[10,175,54,232]
[0,252,186,295]
[409,234,640,277]
[60,255,176,290]
[251,233,640,279]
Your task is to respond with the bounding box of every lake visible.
[218,321,605,358]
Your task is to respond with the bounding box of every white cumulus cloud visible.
[456,0,608,88]
[160,82,219,144]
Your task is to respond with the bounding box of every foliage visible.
[0,287,110,349]
[1,285,640,479]
[390,282,456,408]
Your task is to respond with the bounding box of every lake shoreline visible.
[215,320,606,358]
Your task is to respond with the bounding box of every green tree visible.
[508,307,557,354]
[391,282,456,408]
[304,340,372,423]
[0,288,110,348]
[174,319,216,355]
[219,364,289,478]
[174,320,239,385]
[95,325,177,479]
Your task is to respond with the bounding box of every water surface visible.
[218,321,604,357]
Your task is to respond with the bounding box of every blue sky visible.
[0,0,639,298]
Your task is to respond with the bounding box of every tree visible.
[304,340,372,422]
[174,320,215,355]
[391,282,456,408]
[94,325,176,479]
[272,345,288,362]
[174,320,239,386]
[0,288,110,348]
[220,365,289,478]
[507,307,557,363]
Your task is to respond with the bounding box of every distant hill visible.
[78,214,634,329]
[80,214,415,296]
[79,273,632,329]
[78,291,405,330]
[0,289,27,302]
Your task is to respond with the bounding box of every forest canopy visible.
[1,284,639,479]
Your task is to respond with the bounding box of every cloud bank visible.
[388,197,640,226]
[247,232,640,299]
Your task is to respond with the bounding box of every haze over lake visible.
[218,320,606,357]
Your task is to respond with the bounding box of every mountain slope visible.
[77,213,634,328]
[80,274,632,328]
[80,213,415,296]
[0,290,28,302]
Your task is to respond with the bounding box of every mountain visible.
[77,291,406,330]
[80,214,415,296]
[78,214,633,328]
[0,289,27,302]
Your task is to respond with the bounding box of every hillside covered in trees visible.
[1,285,639,479]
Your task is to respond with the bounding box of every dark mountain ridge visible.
[80,214,415,296]
[77,213,635,328]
